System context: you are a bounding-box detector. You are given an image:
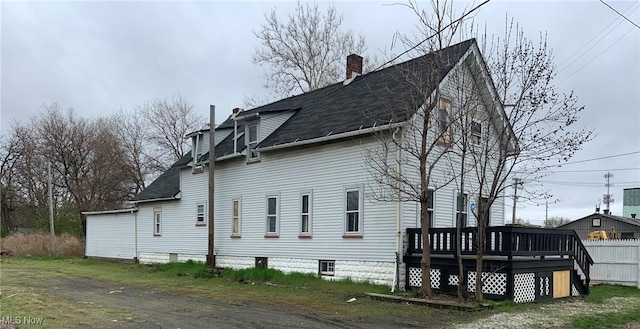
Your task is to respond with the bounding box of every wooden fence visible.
[582,239,640,287]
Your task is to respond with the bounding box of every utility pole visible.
[545,199,548,227]
[511,178,522,224]
[207,105,216,267]
[48,161,56,257]
[603,172,614,213]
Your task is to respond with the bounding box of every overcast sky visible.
[2,1,639,225]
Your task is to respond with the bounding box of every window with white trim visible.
[319,260,335,276]
[153,208,162,236]
[196,203,205,224]
[232,199,241,235]
[266,195,278,235]
[592,218,601,227]
[456,192,469,227]
[471,120,482,146]
[247,124,259,160]
[345,188,362,234]
[300,193,312,236]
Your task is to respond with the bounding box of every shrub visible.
[0,233,84,257]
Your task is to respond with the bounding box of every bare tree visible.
[364,0,475,299]
[446,20,594,302]
[544,216,571,228]
[136,95,204,170]
[253,1,371,99]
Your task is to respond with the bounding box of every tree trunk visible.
[475,209,487,302]
[420,198,432,298]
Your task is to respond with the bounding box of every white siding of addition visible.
[134,168,209,260]
[85,212,135,259]
[259,111,295,143]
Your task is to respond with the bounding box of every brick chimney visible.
[346,54,363,79]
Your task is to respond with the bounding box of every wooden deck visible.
[404,226,594,302]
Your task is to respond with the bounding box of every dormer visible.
[228,107,296,164]
[185,129,208,172]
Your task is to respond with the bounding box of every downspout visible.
[133,208,138,263]
[392,127,403,292]
[233,118,237,154]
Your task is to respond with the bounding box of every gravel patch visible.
[454,297,640,329]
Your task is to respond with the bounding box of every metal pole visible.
[48,161,56,256]
[511,178,521,224]
[207,105,216,266]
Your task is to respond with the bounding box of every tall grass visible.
[0,233,84,257]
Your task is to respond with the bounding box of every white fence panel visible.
[583,239,640,287]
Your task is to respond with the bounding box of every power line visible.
[550,167,640,173]
[372,0,491,72]
[557,2,639,71]
[558,26,635,85]
[601,0,640,30]
[302,0,492,109]
[552,151,640,167]
[557,1,639,70]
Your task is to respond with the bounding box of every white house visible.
[85,39,513,287]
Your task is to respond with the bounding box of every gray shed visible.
[558,212,640,240]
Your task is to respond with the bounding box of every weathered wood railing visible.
[406,226,594,283]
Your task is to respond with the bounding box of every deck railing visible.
[406,226,593,281]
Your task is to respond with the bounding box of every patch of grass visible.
[0,257,473,323]
[571,304,640,329]
[0,268,139,328]
[1,233,84,257]
[586,284,640,303]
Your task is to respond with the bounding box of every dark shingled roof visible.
[132,39,475,202]
[218,39,475,149]
[130,153,190,202]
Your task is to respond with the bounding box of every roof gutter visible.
[82,208,138,215]
[130,195,180,204]
[257,122,405,152]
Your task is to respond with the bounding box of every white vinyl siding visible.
[259,112,295,143]
[213,137,395,263]
[85,212,135,259]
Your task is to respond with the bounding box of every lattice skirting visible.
[408,267,441,289]
[572,284,580,296]
[513,273,536,303]
[467,271,507,296]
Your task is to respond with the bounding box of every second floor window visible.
[248,124,259,160]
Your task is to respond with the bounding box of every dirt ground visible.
[11,274,437,329]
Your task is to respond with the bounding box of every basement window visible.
[319,260,335,276]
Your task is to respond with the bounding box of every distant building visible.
[623,188,640,218]
[559,211,640,240]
